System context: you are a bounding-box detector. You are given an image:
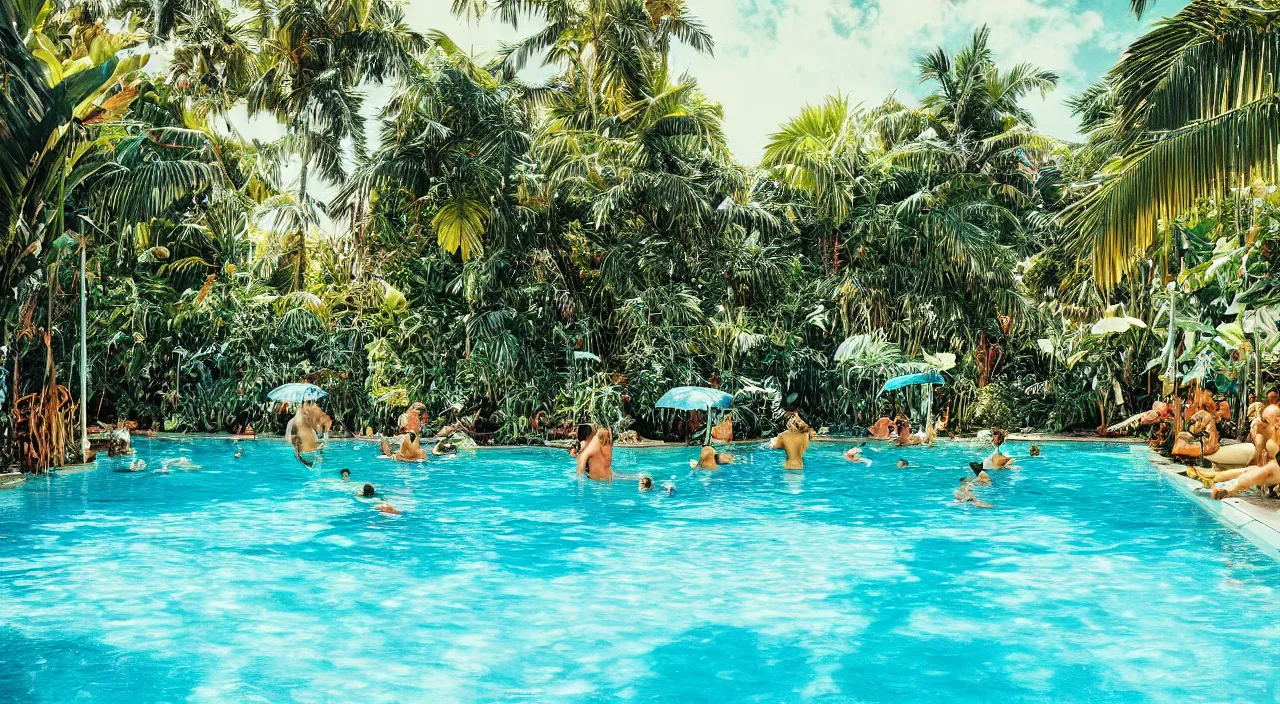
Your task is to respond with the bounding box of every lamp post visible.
[79,237,88,457]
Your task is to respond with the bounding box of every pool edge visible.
[1135,446,1280,561]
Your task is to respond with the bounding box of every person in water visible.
[982,429,1015,470]
[845,447,871,465]
[691,444,735,469]
[770,417,812,470]
[233,442,244,459]
[577,427,614,481]
[286,402,331,468]
[955,478,992,508]
[897,459,909,468]
[1029,445,1041,457]
[967,462,992,484]
[380,430,426,461]
[340,468,351,482]
[639,476,654,491]
[432,438,458,456]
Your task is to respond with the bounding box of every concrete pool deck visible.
[1141,446,1280,559]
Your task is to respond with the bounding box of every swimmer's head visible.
[361,483,376,498]
[639,476,654,490]
[991,429,1007,446]
[715,453,734,465]
[340,468,351,481]
[897,459,909,468]
[1029,445,1041,457]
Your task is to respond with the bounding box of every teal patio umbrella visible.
[268,383,328,404]
[656,386,733,444]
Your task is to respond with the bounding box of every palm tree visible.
[1064,0,1280,287]
[247,0,424,289]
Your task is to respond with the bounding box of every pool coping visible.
[1137,446,1280,560]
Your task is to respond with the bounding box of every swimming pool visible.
[1,439,1278,703]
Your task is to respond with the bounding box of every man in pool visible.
[639,476,654,491]
[770,417,812,470]
[691,444,735,469]
[982,429,1016,470]
[286,402,331,468]
[358,482,401,513]
[897,459,909,468]
[577,427,614,480]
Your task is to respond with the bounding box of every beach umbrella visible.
[268,383,328,404]
[878,371,945,430]
[655,386,733,411]
[878,371,945,395]
[656,386,733,444]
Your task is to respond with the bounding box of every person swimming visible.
[845,447,871,465]
[1029,445,1041,457]
[233,442,244,459]
[340,468,351,482]
[955,478,992,508]
[897,459,909,468]
[639,476,654,491]
[360,483,376,497]
[691,445,735,469]
[770,417,812,470]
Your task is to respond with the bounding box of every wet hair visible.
[577,423,594,443]
[595,427,614,447]
[340,468,350,478]
[361,483,376,498]
[1029,445,1041,457]
[639,476,654,490]
[992,429,1007,444]
[969,461,984,476]
[897,459,909,468]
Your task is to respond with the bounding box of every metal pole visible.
[79,240,88,456]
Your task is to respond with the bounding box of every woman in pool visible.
[770,417,812,470]
[381,404,427,461]
[845,446,871,465]
[577,427,614,480]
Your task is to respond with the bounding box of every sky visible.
[391,0,1167,165]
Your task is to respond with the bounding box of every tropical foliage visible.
[4,0,1280,471]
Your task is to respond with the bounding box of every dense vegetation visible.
[4,0,1280,470]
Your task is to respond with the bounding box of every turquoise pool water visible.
[2,439,1278,703]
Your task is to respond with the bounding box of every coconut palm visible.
[246,0,425,288]
[1064,0,1280,287]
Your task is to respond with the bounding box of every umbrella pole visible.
[705,406,713,446]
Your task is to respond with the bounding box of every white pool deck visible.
[1140,447,1280,559]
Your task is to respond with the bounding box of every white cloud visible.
[657,0,1115,163]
